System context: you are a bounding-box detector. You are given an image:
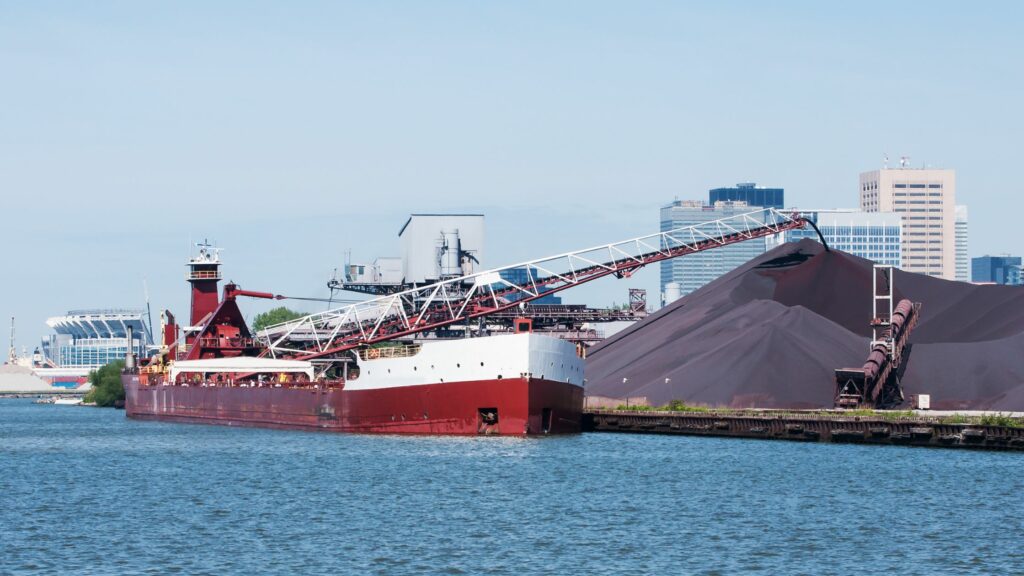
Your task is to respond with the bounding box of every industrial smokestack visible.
[437,229,464,278]
[125,325,136,370]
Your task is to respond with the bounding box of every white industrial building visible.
[339,214,485,293]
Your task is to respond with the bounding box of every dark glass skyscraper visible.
[971,256,1022,285]
[709,182,784,209]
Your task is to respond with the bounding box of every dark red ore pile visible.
[585,239,1024,410]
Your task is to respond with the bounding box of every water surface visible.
[1,399,1021,575]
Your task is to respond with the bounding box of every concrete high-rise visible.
[955,205,969,282]
[859,166,956,279]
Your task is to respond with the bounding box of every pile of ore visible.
[585,239,1024,410]
[0,364,53,393]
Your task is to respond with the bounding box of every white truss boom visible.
[260,208,807,360]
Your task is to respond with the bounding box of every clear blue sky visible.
[2,1,1022,349]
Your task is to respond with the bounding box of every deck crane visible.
[259,208,822,365]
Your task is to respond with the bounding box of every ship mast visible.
[7,317,16,364]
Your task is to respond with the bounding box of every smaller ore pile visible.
[585,239,1024,410]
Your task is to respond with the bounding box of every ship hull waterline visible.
[124,374,583,435]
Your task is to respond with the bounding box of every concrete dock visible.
[584,409,1024,451]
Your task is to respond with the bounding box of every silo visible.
[663,282,682,306]
[438,230,463,278]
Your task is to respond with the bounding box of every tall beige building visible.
[859,167,956,279]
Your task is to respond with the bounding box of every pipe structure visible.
[835,298,920,409]
[125,325,136,370]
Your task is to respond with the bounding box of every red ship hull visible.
[123,374,582,435]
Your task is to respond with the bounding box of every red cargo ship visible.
[124,209,808,435]
[123,245,584,435]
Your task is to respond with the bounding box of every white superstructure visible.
[348,333,584,391]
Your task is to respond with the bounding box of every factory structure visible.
[337,214,487,295]
[333,214,644,343]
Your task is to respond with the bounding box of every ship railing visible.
[186,270,222,280]
[154,376,339,390]
[358,344,422,361]
[197,337,259,349]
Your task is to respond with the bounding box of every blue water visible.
[1,399,1022,575]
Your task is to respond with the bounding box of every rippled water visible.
[1,399,1022,575]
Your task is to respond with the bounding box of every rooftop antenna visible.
[883,153,889,169]
[7,317,15,364]
[192,238,222,263]
[327,267,340,309]
[899,155,909,169]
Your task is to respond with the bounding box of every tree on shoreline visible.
[252,307,305,332]
[84,360,126,407]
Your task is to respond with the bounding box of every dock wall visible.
[584,410,1024,451]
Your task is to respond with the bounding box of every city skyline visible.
[3,2,1022,348]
